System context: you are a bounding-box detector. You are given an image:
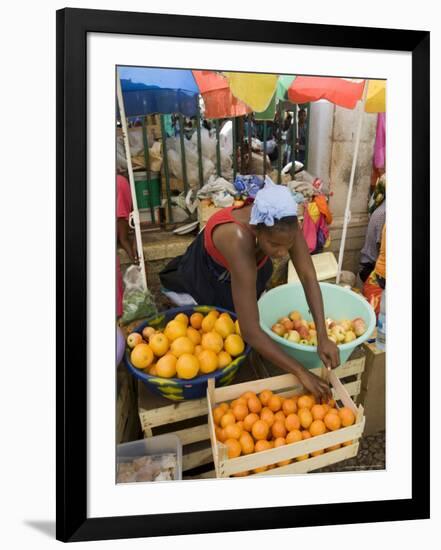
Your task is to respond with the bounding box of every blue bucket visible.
[124,305,251,400]
[258,282,376,369]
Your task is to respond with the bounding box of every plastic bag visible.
[121,265,157,325]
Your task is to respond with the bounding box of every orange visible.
[268,395,282,413]
[214,315,235,338]
[327,398,336,408]
[342,440,353,446]
[285,413,300,432]
[297,395,314,409]
[326,444,341,452]
[235,320,241,335]
[259,390,273,406]
[236,420,244,431]
[201,331,224,354]
[324,412,342,431]
[338,407,355,427]
[210,310,220,318]
[186,326,202,345]
[156,354,177,378]
[252,420,270,441]
[198,349,218,374]
[296,454,309,461]
[282,398,297,416]
[327,407,339,415]
[241,391,257,401]
[149,365,157,376]
[271,420,287,439]
[231,398,247,408]
[190,312,204,329]
[311,449,325,457]
[274,437,291,467]
[274,411,286,423]
[215,426,226,442]
[247,396,262,414]
[170,336,195,357]
[232,470,249,477]
[232,403,249,421]
[141,326,156,341]
[149,333,170,357]
[243,413,259,432]
[311,404,326,421]
[131,343,154,369]
[302,430,312,439]
[260,407,275,428]
[212,406,225,425]
[220,412,236,428]
[309,419,326,437]
[224,334,245,357]
[164,320,187,341]
[298,408,313,429]
[127,332,143,348]
[194,345,203,356]
[286,429,302,444]
[217,351,232,369]
[201,312,217,333]
[239,432,255,455]
[224,423,243,440]
[175,353,199,379]
[174,313,189,326]
[254,439,272,452]
[321,403,330,414]
[219,403,229,412]
[224,438,241,458]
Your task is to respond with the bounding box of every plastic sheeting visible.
[118,67,199,117]
[365,80,386,113]
[224,72,279,112]
[288,77,365,110]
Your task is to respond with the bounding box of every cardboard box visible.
[359,342,385,436]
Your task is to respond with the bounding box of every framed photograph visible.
[56,8,430,542]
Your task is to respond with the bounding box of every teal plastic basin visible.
[258,282,376,369]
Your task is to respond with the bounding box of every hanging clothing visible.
[116,175,133,318]
[302,199,331,254]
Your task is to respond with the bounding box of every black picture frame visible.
[56,8,430,542]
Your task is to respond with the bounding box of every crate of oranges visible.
[124,306,251,401]
[207,368,365,478]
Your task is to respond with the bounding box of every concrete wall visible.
[308,101,378,272]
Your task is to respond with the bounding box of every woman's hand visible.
[317,338,340,370]
[296,368,332,402]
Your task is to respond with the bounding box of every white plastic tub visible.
[117,433,183,481]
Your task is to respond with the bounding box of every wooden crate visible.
[207,363,365,478]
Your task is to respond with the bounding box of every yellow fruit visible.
[298,408,313,429]
[260,407,275,428]
[212,407,225,425]
[220,412,236,428]
[198,349,218,374]
[176,353,199,379]
[130,343,154,369]
[186,326,202,345]
[285,413,300,432]
[252,419,270,440]
[194,345,203,356]
[156,354,177,378]
[201,331,224,354]
[286,429,302,444]
[149,365,157,376]
[164,320,187,341]
[243,413,259,432]
[170,336,195,357]
[282,398,297,416]
[190,312,204,329]
[224,334,245,357]
[268,395,282,412]
[201,312,217,333]
[232,403,249,421]
[217,350,232,369]
[309,419,326,436]
[311,449,325,457]
[224,423,243,440]
[127,332,143,348]
[259,390,273,406]
[235,320,241,335]
[174,313,189,326]
[338,407,356,427]
[149,333,170,357]
[297,395,314,409]
[272,420,287,439]
[214,315,235,338]
[296,454,309,461]
[324,412,342,431]
[239,432,254,455]
[247,396,262,414]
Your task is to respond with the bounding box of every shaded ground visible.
[316,430,385,473]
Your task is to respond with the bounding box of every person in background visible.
[116,169,138,318]
[295,108,307,164]
[358,200,386,282]
[160,180,339,400]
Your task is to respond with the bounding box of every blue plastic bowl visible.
[258,282,376,369]
[124,305,251,400]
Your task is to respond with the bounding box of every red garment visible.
[204,206,268,270]
[116,175,133,317]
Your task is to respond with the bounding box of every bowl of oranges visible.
[124,306,250,401]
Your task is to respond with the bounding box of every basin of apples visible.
[271,310,367,347]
